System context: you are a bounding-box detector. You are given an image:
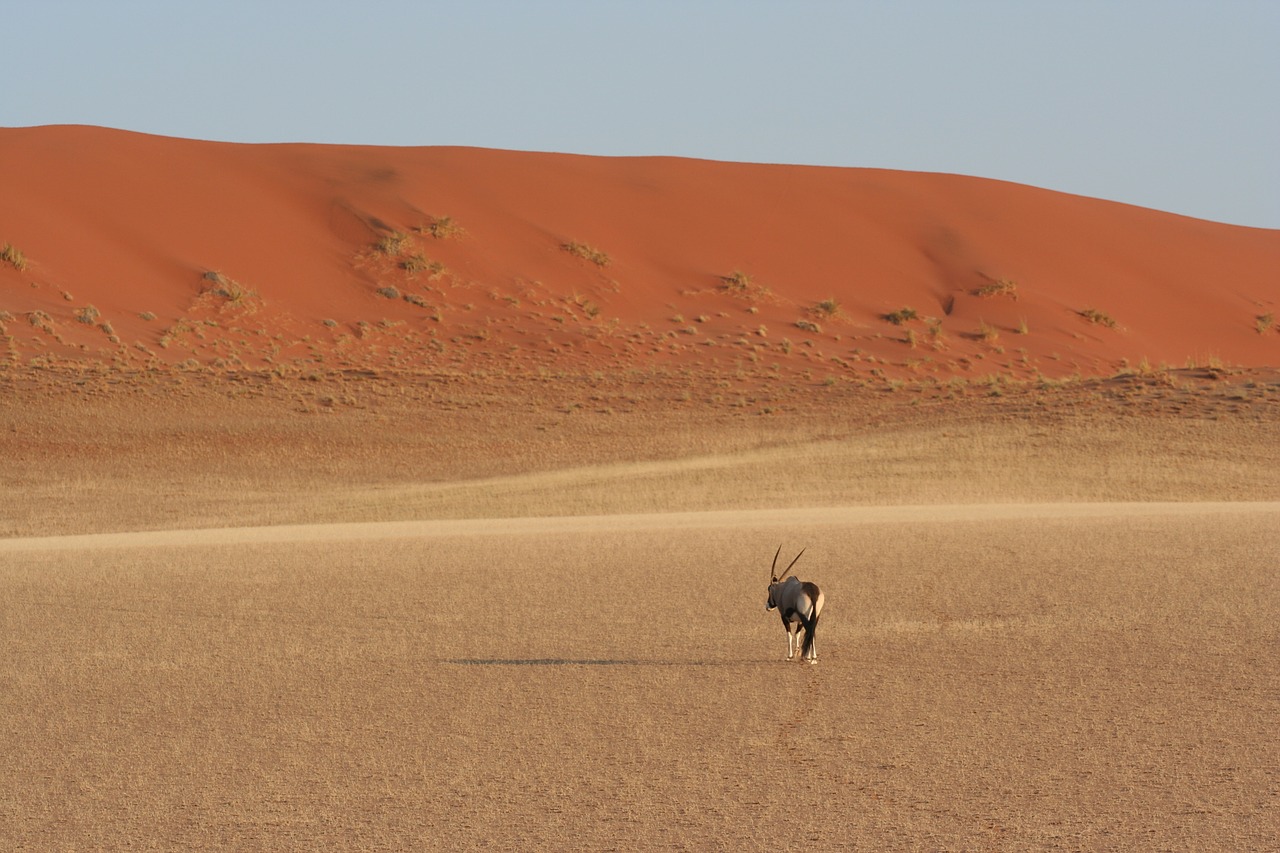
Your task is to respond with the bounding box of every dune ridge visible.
[2,124,1277,378]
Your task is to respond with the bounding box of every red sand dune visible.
[2,124,1277,378]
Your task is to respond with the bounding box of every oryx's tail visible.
[800,610,818,660]
[799,581,822,661]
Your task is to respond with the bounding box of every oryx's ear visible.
[770,544,782,581]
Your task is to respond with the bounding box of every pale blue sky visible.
[5,1,1278,227]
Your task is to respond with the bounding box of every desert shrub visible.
[76,305,100,324]
[403,293,429,308]
[812,298,841,318]
[28,310,53,332]
[978,320,1000,343]
[562,241,610,267]
[720,270,754,292]
[975,278,1018,300]
[374,231,410,256]
[424,216,463,239]
[1256,313,1275,334]
[795,319,822,333]
[1,243,27,271]
[719,270,772,301]
[883,307,918,325]
[377,285,401,300]
[402,253,430,273]
[202,271,255,303]
[1079,308,1117,328]
[926,318,947,346]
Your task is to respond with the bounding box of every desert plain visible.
[2,127,1278,850]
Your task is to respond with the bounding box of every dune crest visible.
[2,125,1277,377]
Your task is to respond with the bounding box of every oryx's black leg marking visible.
[799,610,819,660]
[799,581,822,660]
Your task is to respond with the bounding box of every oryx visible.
[765,545,824,663]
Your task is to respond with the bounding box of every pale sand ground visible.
[3,372,1277,849]
[3,502,1276,850]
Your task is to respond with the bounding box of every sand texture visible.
[3,503,1277,850]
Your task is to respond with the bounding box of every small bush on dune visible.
[883,307,918,325]
[1,243,28,271]
[811,298,841,319]
[28,310,53,333]
[202,271,255,304]
[401,253,430,274]
[720,270,753,293]
[926,318,948,349]
[975,278,1018,300]
[1256,313,1275,335]
[1079,308,1117,328]
[562,241,611,267]
[423,216,463,240]
[374,231,410,256]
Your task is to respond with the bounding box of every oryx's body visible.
[765,546,825,663]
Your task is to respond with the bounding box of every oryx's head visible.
[765,544,805,610]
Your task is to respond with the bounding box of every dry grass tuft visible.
[27,310,53,333]
[562,241,611,267]
[926,319,948,349]
[975,278,1019,300]
[1079,308,1118,329]
[811,298,841,319]
[422,216,463,240]
[884,307,918,325]
[374,231,411,256]
[201,271,256,304]
[717,270,771,301]
[1,242,28,271]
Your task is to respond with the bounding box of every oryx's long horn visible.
[777,547,806,582]
[771,544,783,580]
